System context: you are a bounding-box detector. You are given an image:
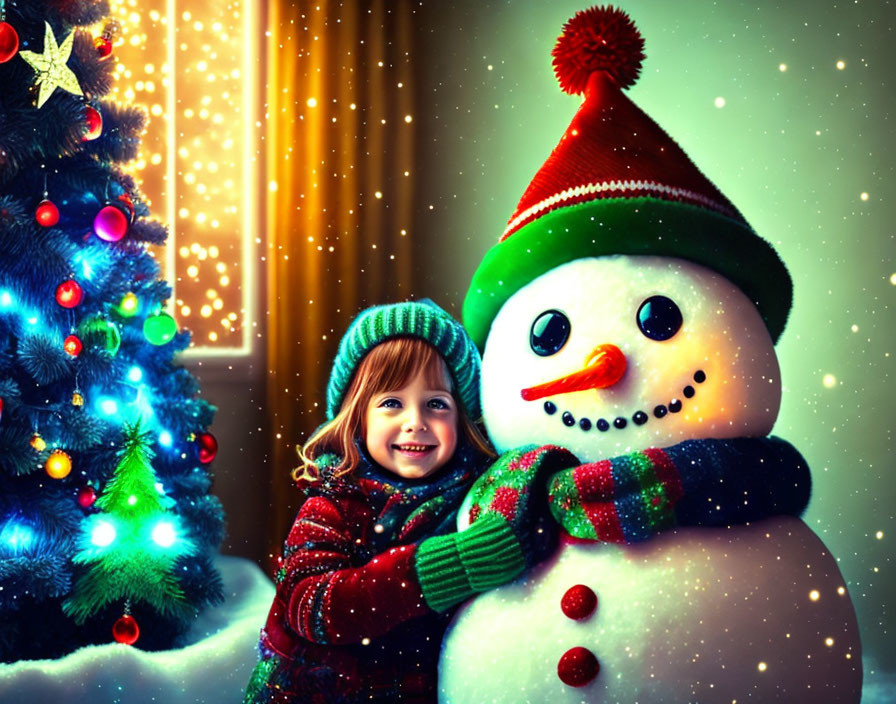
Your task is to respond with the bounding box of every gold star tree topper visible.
[19,22,84,108]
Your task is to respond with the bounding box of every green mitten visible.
[546,449,678,542]
[415,445,578,612]
[415,513,525,612]
[464,444,580,564]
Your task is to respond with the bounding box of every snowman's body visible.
[441,519,861,703]
[442,257,862,702]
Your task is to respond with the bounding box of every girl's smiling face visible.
[364,360,458,480]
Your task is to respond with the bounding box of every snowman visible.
[439,7,862,703]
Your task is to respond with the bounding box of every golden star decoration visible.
[19,22,84,108]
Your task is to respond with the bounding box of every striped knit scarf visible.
[547,437,811,543]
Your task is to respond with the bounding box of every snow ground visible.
[2,558,890,704]
[0,555,274,704]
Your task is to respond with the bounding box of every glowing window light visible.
[152,521,177,548]
[91,521,117,547]
[105,0,257,357]
[159,430,173,447]
[128,366,144,383]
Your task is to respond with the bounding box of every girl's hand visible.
[463,444,580,566]
[414,445,579,612]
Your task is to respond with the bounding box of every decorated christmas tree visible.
[0,0,224,661]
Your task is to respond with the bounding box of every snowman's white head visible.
[480,255,780,461]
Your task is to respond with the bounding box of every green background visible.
[413,0,895,689]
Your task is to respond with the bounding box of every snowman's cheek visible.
[480,370,545,453]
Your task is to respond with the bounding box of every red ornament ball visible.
[93,204,129,242]
[112,614,140,645]
[197,432,218,464]
[64,334,83,357]
[0,22,19,64]
[83,106,103,141]
[77,485,97,508]
[35,199,60,227]
[55,280,83,308]
[94,35,113,60]
[561,584,597,620]
[557,646,600,687]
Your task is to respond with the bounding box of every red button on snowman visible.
[439,6,862,703]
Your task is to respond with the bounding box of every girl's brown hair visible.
[293,336,494,483]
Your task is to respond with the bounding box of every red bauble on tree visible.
[64,334,83,357]
[94,20,118,61]
[0,21,18,64]
[56,280,83,308]
[112,614,140,645]
[94,35,112,60]
[196,432,218,464]
[83,106,103,141]
[35,199,59,227]
[77,485,97,508]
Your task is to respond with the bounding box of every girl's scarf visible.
[311,442,486,552]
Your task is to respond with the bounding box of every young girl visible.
[245,300,533,703]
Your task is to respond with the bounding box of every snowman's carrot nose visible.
[520,344,627,401]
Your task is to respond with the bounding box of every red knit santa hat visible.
[464,6,791,349]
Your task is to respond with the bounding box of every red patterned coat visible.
[247,447,484,703]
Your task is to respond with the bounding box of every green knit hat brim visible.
[327,300,482,421]
[463,197,792,351]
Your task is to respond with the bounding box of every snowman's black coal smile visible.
[541,369,707,432]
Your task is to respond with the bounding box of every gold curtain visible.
[265,0,416,552]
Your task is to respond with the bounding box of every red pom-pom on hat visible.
[552,5,645,94]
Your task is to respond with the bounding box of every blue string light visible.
[1,520,34,552]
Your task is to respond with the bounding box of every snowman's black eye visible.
[637,296,682,341]
[530,310,570,356]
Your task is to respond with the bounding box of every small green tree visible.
[63,422,196,626]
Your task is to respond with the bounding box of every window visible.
[103,0,259,356]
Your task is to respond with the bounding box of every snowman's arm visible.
[276,494,431,645]
[668,436,812,526]
[547,436,812,542]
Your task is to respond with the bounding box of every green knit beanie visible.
[326,299,481,420]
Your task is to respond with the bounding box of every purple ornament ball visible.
[93,205,129,242]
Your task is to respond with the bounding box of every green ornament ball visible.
[144,312,178,345]
[77,315,121,356]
